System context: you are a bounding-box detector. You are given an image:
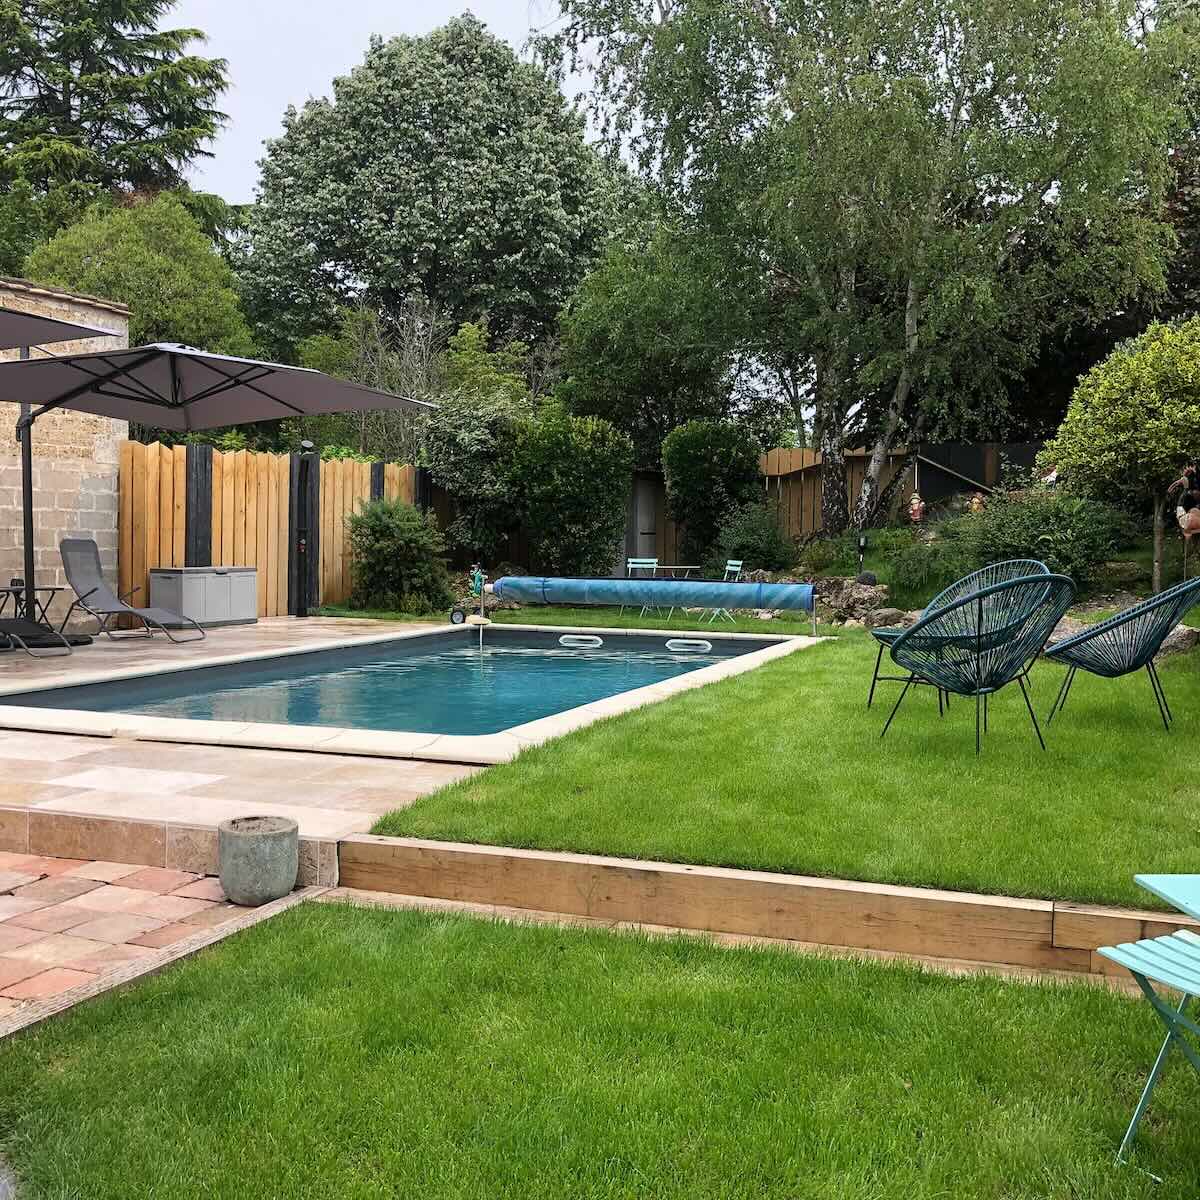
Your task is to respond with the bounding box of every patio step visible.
[337,835,1200,978]
[0,806,339,887]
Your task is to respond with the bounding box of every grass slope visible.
[374,622,1200,908]
[0,903,1194,1198]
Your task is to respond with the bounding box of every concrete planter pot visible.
[218,816,299,907]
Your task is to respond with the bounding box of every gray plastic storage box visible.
[148,567,258,627]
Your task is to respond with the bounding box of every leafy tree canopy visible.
[559,226,790,467]
[540,0,1195,532]
[0,0,227,268]
[1042,318,1200,590]
[26,192,255,353]
[241,15,622,357]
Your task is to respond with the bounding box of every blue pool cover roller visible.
[490,576,814,613]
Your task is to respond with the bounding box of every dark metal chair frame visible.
[882,573,1076,753]
[0,617,71,658]
[58,538,205,644]
[867,559,1050,710]
[1044,577,1200,732]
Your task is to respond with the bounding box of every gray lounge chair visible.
[0,617,71,657]
[58,538,205,643]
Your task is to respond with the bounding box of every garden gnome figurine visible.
[969,491,986,514]
[908,492,927,524]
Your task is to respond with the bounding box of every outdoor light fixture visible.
[858,534,868,572]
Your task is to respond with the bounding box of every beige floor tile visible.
[56,885,162,914]
[53,766,224,795]
[66,913,166,944]
[1,932,102,966]
[61,860,144,882]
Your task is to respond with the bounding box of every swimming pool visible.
[0,625,806,761]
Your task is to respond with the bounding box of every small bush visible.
[347,499,453,614]
[662,420,763,562]
[514,404,634,576]
[888,538,970,599]
[709,501,797,572]
[798,534,856,577]
[946,488,1125,583]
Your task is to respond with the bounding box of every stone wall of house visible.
[0,278,130,628]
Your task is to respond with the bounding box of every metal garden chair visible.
[622,557,661,618]
[704,559,743,623]
[1044,577,1200,732]
[867,559,1050,710]
[882,573,1075,753]
[1099,873,1200,1170]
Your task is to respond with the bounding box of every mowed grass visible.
[0,902,1195,1198]
[374,619,1200,908]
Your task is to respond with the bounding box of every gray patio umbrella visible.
[0,342,435,621]
[0,304,109,351]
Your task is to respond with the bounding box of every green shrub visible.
[946,488,1125,583]
[709,501,797,572]
[798,534,857,577]
[662,420,763,562]
[888,538,970,599]
[347,500,453,614]
[514,404,634,576]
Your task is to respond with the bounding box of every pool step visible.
[337,835,1200,980]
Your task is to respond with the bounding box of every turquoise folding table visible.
[1098,874,1200,1164]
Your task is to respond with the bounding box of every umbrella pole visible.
[18,413,36,624]
[16,345,38,624]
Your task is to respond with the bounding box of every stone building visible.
[0,277,130,627]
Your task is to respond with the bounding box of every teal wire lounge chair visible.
[867,559,1050,709]
[1044,577,1200,732]
[882,573,1075,753]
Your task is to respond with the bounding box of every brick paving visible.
[0,850,245,1013]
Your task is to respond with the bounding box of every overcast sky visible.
[172,2,562,204]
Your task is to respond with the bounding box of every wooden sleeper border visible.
[339,835,1200,977]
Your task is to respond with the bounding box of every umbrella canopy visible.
[0,305,109,351]
[0,342,434,430]
[2,342,434,627]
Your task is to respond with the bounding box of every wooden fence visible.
[759,448,914,540]
[119,442,419,617]
[118,441,923,616]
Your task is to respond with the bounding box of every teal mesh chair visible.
[1044,577,1200,732]
[867,559,1050,709]
[883,573,1075,753]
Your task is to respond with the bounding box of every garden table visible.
[0,584,62,625]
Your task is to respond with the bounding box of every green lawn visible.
[0,902,1194,1198]
[373,618,1200,908]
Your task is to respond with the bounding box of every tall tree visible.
[0,0,227,270]
[540,0,1192,532]
[241,15,620,358]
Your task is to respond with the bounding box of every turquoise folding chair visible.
[622,557,661,617]
[705,560,743,623]
[1099,873,1200,1166]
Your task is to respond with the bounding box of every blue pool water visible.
[3,629,768,736]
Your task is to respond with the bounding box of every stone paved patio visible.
[0,617,481,845]
[0,851,240,1014]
